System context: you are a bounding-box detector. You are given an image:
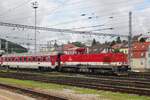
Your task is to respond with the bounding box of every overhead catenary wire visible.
[0,21,128,37]
[71,24,105,30]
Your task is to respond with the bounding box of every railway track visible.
[0,72,150,96]
[0,82,67,100]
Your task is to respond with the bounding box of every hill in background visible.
[0,38,28,53]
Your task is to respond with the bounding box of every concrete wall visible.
[146,47,150,69]
[131,58,146,72]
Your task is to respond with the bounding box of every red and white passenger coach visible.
[0,53,58,70]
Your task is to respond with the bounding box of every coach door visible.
[50,56,56,66]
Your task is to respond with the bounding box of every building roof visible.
[112,44,123,49]
[112,42,128,49]
[63,44,78,51]
[132,42,150,58]
[132,34,142,43]
[132,42,150,51]
[88,43,112,54]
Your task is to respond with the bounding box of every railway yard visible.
[0,70,150,100]
[0,0,150,99]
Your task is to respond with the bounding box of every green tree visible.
[116,37,121,43]
[92,38,97,46]
[110,40,116,46]
[72,42,85,47]
[139,38,146,42]
[114,49,120,53]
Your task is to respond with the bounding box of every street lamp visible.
[31,1,38,54]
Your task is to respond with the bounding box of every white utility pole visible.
[32,1,38,54]
[128,11,132,69]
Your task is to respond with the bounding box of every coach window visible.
[5,58,6,62]
[20,57,22,62]
[24,57,27,62]
[5,57,7,62]
[47,56,50,61]
[7,58,9,62]
[15,58,18,62]
[43,56,46,62]
[12,57,15,62]
[32,57,35,61]
[8,58,11,62]
[35,56,38,62]
[8,58,10,62]
[28,57,31,62]
[8,57,10,62]
[38,57,41,62]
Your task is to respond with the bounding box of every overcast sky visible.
[0,0,150,50]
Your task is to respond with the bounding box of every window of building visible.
[131,53,133,57]
[142,45,145,48]
[141,61,143,65]
[141,53,144,57]
[134,46,137,48]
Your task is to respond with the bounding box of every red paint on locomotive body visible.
[61,53,127,63]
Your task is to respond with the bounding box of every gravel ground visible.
[0,88,36,100]
[35,88,103,100]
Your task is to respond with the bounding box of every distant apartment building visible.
[131,42,150,72]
